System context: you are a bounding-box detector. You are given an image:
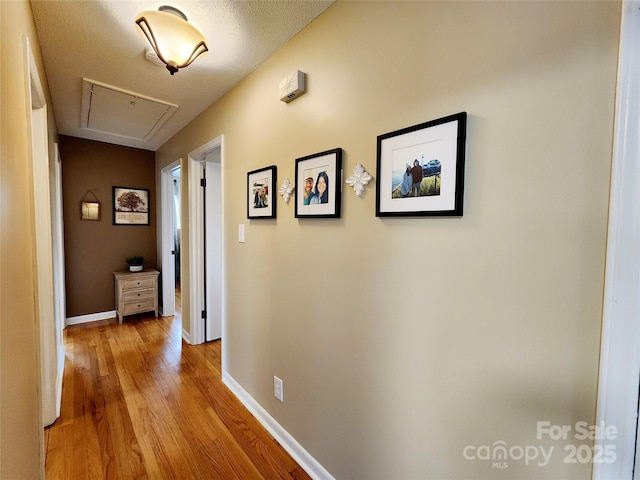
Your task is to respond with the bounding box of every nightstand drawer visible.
[122,288,155,302]
[121,277,156,290]
[123,298,155,315]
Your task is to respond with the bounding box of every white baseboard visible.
[182,329,192,344]
[55,346,65,418]
[222,371,335,480]
[65,310,116,326]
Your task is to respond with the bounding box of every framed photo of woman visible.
[294,148,342,219]
[247,165,276,219]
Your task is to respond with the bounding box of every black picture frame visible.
[375,112,467,217]
[247,165,277,219]
[294,148,342,218]
[113,186,150,225]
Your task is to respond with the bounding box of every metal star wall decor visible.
[345,163,372,196]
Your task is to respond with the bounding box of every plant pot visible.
[129,265,143,272]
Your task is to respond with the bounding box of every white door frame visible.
[51,143,66,417]
[160,159,181,317]
[24,36,62,427]
[593,3,640,479]
[188,135,224,346]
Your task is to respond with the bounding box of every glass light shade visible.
[135,9,208,75]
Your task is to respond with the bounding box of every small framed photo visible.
[375,112,467,217]
[295,148,342,218]
[247,165,276,219]
[113,186,150,225]
[81,201,100,221]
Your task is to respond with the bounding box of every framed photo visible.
[81,201,100,221]
[295,148,342,218]
[247,165,276,219]
[375,112,467,217]
[113,186,150,225]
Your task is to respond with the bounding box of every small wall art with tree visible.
[113,186,150,225]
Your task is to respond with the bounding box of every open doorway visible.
[188,136,224,345]
[172,168,181,308]
[160,160,182,318]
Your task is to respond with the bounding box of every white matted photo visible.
[247,165,276,219]
[376,112,467,217]
[295,148,342,218]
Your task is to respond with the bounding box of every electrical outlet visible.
[273,376,284,402]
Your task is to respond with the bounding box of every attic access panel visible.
[81,78,178,141]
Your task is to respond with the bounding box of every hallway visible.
[44,313,309,479]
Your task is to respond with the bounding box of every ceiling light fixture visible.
[135,5,208,75]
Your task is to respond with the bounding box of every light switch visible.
[238,224,245,243]
[274,376,284,402]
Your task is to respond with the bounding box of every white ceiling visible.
[30,0,333,151]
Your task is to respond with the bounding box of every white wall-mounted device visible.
[273,375,284,402]
[279,70,306,103]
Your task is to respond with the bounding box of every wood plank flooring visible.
[44,311,310,480]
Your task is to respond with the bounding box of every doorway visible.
[161,160,181,318]
[25,36,64,427]
[188,136,224,345]
[172,169,182,313]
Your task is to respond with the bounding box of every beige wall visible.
[59,136,157,318]
[1,0,58,478]
[156,2,620,478]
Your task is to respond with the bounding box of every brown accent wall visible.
[60,136,157,318]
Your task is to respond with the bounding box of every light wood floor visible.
[44,309,310,480]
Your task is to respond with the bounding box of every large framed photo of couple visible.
[375,112,467,217]
[295,148,342,219]
[247,165,276,219]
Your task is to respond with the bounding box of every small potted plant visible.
[126,256,145,272]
